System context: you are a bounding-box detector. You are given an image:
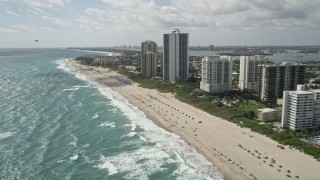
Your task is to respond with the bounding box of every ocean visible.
[0,48,222,180]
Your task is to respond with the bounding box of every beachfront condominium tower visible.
[239,55,265,92]
[142,52,157,77]
[163,29,189,82]
[200,56,233,93]
[141,41,157,77]
[282,90,320,131]
[261,62,305,101]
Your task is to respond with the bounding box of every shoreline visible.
[70,59,320,180]
[69,48,122,56]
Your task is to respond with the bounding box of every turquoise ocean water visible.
[0,48,223,180]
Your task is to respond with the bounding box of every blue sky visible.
[1,0,320,48]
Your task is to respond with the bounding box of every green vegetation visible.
[305,71,318,82]
[75,56,100,66]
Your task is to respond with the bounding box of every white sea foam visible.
[63,85,91,92]
[96,147,170,179]
[95,156,118,176]
[69,154,79,161]
[63,87,79,91]
[56,58,93,85]
[57,58,223,180]
[92,113,99,119]
[126,132,136,137]
[56,58,72,71]
[73,85,91,88]
[95,102,110,105]
[99,121,116,128]
[139,135,147,141]
[57,160,67,163]
[107,108,118,113]
[68,133,78,147]
[83,144,90,148]
[68,141,77,147]
[124,123,136,131]
[74,102,83,107]
[0,131,16,139]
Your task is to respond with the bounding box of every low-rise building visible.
[257,108,279,122]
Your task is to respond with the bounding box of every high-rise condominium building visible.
[163,29,189,82]
[141,41,157,77]
[200,56,233,93]
[239,55,265,92]
[261,62,305,101]
[282,90,320,131]
[142,52,157,77]
[141,41,157,54]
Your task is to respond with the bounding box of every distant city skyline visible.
[1,0,320,48]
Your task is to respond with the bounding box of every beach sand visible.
[70,59,320,180]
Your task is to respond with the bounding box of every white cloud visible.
[76,16,109,32]
[40,15,72,26]
[169,0,320,30]
[37,26,59,34]
[13,24,36,33]
[6,9,21,16]
[2,0,320,47]
[23,0,70,12]
[101,0,156,9]
[0,24,59,34]
[0,27,18,33]
[76,0,319,46]
[26,9,40,15]
[96,0,320,33]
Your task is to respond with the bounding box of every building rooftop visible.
[263,62,304,67]
[309,89,320,93]
[257,108,276,113]
[291,90,314,95]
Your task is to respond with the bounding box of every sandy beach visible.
[70,59,320,180]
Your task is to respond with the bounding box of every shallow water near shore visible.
[0,48,223,180]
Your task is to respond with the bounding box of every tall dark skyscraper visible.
[261,63,305,101]
[163,29,189,82]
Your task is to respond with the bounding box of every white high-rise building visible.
[200,56,233,93]
[163,29,189,82]
[281,90,320,131]
[238,55,264,92]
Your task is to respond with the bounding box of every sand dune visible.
[71,59,320,180]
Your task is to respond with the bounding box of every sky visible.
[0,0,320,48]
